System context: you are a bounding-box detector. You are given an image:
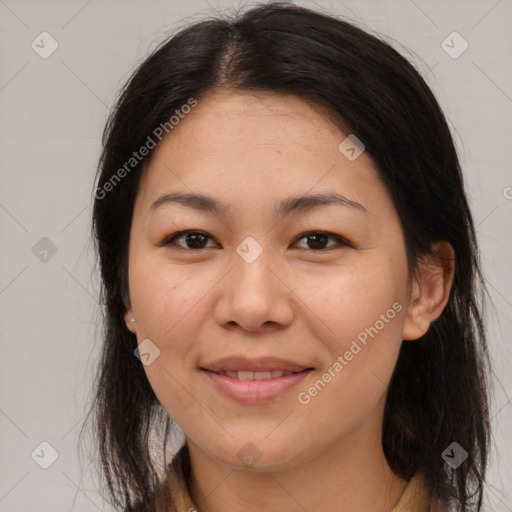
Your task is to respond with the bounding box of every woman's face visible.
[125,91,419,471]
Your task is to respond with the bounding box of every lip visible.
[201,368,313,404]
[202,356,310,373]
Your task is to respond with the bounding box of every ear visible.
[124,309,137,334]
[402,241,455,341]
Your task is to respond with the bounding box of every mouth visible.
[200,357,314,404]
[202,355,312,374]
[210,370,300,380]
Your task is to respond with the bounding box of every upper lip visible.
[202,356,312,373]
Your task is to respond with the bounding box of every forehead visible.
[134,91,388,218]
[151,92,343,167]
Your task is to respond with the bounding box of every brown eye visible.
[159,230,350,251]
[293,232,350,250]
[161,231,217,250]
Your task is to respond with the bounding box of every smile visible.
[214,370,296,380]
[202,368,313,404]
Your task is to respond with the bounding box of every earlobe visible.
[402,241,455,341]
[124,310,137,334]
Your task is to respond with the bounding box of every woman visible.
[83,3,490,511]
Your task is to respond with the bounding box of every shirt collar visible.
[157,444,433,512]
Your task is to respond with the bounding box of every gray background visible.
[0,0,511,510]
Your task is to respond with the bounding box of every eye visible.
[159,230,351,251]
[159,230,218,250]
[293,231,351,251]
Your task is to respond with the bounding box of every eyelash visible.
[159,230,353,251]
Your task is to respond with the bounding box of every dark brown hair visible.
[81,2,491,510]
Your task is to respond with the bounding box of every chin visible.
[202,435,310,473]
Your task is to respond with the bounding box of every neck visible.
[186,414,408,512]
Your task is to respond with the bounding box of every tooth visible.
[237,371,255,380]
[254,371,272,380]
[227,370,298,380]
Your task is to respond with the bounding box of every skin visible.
[124,91,454,511]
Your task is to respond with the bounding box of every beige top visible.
[155,445,434,512]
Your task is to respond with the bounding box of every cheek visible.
[128,256,215,408]
[296,258,407,347]
[292,258,407,419]
[129,255,209,341]
[128,260,206,421]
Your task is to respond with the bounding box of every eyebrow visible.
[149,190,368,218]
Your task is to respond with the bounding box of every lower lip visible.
[202,369,312,404]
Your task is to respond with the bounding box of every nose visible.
[213,246,294,333]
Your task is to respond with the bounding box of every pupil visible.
[187,233,206,248]
[308,233,327,249]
